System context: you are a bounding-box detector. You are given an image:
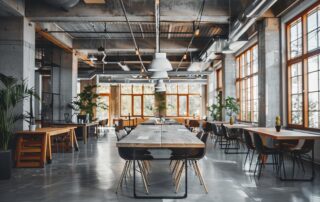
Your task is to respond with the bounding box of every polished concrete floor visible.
[1,132,320,202]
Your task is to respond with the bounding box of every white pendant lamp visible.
[155,79,166,92]
[149,53,173,72]
[151,71,169,79]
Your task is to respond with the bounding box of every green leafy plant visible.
[225,96,240,117]
[208,94,224,121]
[154,92,167,117]
[0,73,33,151]
[25,89,40,125]
[70,84,108,121]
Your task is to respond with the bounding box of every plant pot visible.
[0,150,11,180]
[275,125,281,132]
[29,124,36,131]
[229,117,234,125]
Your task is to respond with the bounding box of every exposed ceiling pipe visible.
[229,0,277,42]
[119,0,147,73]
[44,0,79,10]
[155,0,160,53]
[245,0,267,17]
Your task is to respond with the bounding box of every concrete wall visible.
[258,18,281,127]
[222,54,236,121]
[0,17,35,130]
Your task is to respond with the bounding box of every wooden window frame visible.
[120,84,155,118]
[286,2,320,131]
[165,84,202,117]
[236,44,259,123]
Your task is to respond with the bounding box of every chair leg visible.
[244,149,250,166]
[137,161,149,194]
[195,161,208,193]
[115,161,129,194]
[175,161,185,193]
[254,154,260,175]
[249,150,255,171]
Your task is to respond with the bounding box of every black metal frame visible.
[133,149,188,199]
[279,146,315,181]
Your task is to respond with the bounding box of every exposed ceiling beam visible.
[26,0,229,23]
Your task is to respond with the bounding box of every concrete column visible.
[258,18,281,127]
[0,17,35,130]
[222,54,236,121]
[59,51,78,122]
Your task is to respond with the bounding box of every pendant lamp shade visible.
[151,71,169,79]
[149,53,173,72]
[155,79,166,92]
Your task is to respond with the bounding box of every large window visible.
[236,45,259,122]
[165,83,202,117]
[287,2,320,129]
[120,84,155,117]
[96,83,110,120]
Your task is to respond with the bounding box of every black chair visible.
[212,123,226,148]
[196,131,203,139]
[221,124,241,154]
[253,133,282,179]
[173,133,209,193]
[188,120,200,132]
[281,139,314,180]
[243,130,255,170]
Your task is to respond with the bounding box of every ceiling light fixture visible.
[183,54,187,60]
[151,71,169,79]
[149,53,173,71]
[135,48,140,55]
[194,27,200,36]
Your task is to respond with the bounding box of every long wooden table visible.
[52,121,98,144]
[15,127,78,168]
[245,127,320,181]
[117,124,204,199]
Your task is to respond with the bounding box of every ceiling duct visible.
[44,0,79,10]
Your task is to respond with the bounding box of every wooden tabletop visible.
[206,121,227,125]
[16,127,77,136]
[52,121,98,127]
[223,123,254,129]
[117,125,204,148]
[245,127,320,140]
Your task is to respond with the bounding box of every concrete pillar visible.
[0,17,35,130]
[222,54,236,121]
[258,18,281,127]
[60,51,78,122]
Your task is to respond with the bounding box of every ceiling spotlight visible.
[135,48,140,55]
[183,54,187,60]
[88,54,97,62]
[194,27,200,36]
[98,46,105,53]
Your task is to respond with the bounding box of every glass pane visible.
[308,92,319,111]
[291,94,303,111]
[178,96,187,116]
[308,30,318,51]
[307,11,317,32]
[166,84,177,94]
[121,84,132,94]
[178,84,188,94]
[132,85,143,94]
[143,95,154,116]
[189,95,201,117]
[308,72,318,92]
[96,96,109,120]
[166,95,177,116]
[121,95,132,116]
[291,63,302,76]
[97,83,110,94]
[133,96,142,116]
[292,111,303,125]
[144,84,154,94]
[189,84,201,94]
[309,111,319,128]
[308,55,318,72]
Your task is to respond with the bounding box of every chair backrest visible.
[196,131,203,139]
[299,139,314,154]
[201,132,209,144]
[189,120,200,128]
[221,124,228,138]
[243,130,255,150]
[212,123,220,136]
[115,129,127,141]
[204,122,212,133]
[253,133,264,153]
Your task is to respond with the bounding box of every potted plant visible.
[70,84,107,122]
[154,92,167,118]
[25,89,40,131]
[275,116,281,132]
[0,73,31,180]
[224,96,240,125]
[208,94,224,121]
